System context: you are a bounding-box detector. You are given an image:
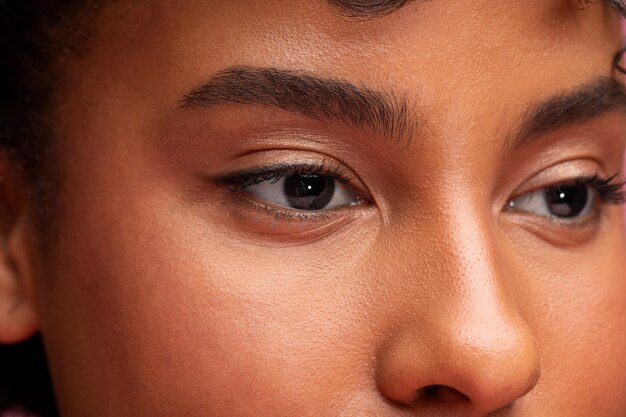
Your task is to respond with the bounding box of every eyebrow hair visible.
[326,0,626,20]
[182,68,626,153]
[327,0,414,18]
[512,77,626,147]
[181,66,417,143]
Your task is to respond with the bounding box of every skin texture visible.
[1,0,626,416]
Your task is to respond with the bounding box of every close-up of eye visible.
[507,175,626,221]
[241,173,361,211]
[220,161,367,217]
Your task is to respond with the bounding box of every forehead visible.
[101,0,621,55]
[63,0,622,153]
[90,0,621,97]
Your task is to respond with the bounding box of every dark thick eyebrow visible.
[327,0,414,19]
[512,77,626,148]
[180,66,417,143]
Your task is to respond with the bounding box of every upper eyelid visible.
[509,174,626,209]
[216,157,625,214]
[509,161,620,198]
[220,161,356,192]
[225,171,366,217]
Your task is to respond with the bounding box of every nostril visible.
[421,385,441,399]
[414,385,469,405]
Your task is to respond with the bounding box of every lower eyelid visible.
[232,191,341,221]
[503,210,604,247]
[500,181,622,246]
[218,191,378,244]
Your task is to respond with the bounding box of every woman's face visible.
[10,0,626,415]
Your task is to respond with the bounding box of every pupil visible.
[283,174,335,210]
[544,185,589,218]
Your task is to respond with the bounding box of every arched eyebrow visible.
[511,77,626,148]
[180,66,417,144]
[181,67,626,150]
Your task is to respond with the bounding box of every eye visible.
[244,174,360,211]
[508,183,597,220]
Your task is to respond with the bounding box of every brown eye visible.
[543,185,590,218]
[283,175,336,210]
[243,174,360,211]
[508,184,597,220]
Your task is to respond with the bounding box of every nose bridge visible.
[441,204,524,338]
[440,214,540,405]
[374,202,541,413]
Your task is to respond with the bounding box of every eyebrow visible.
[512,77,626,147]
[180,66,417,143]
[181,67,626,150]
[327,0,413,19]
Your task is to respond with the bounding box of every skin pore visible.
[0,0,626,416]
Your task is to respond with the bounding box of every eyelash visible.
[218,163,625,224]
[221,160,352,192]
[216,160,361,222]
[562,172,625,205]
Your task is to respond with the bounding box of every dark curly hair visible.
[0,0,100,216]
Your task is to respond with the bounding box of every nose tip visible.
[460,328,541,413]
[375,309,541,414]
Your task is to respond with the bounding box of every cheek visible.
[511,225,626,413]
[35,167,626,416]
[37,183,383,415]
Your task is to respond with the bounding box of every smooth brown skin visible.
[1,0,626,416]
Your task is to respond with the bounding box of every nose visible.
[374,221,541,415]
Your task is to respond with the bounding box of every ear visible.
[0,157,39,344]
